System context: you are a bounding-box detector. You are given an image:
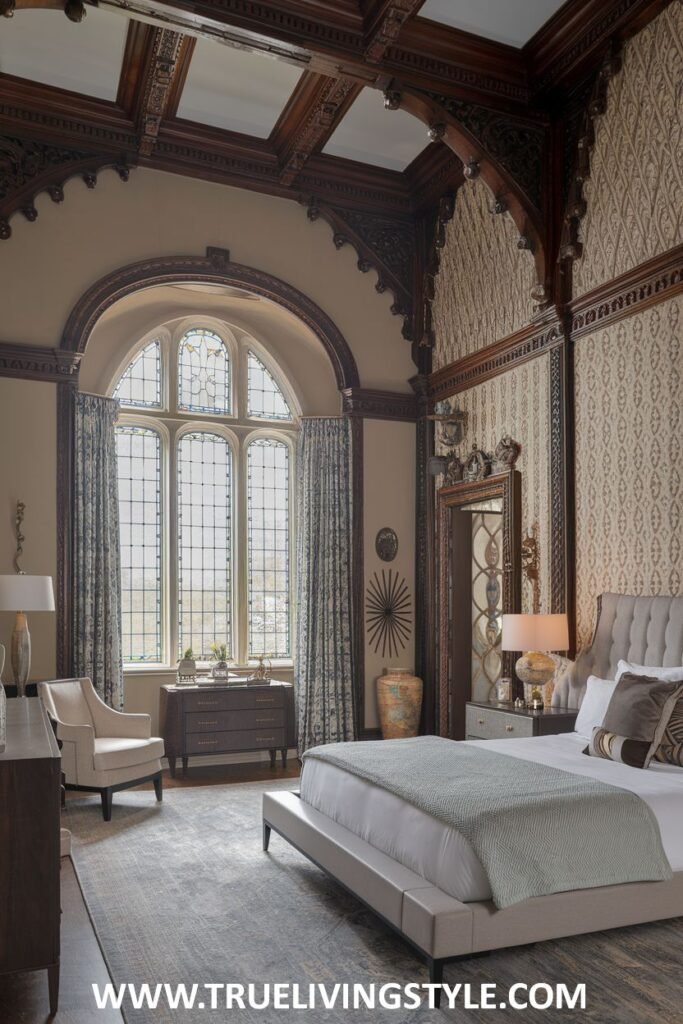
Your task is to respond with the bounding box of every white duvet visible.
[299,733,683,902]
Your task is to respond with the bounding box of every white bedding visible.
[299,733,683,902]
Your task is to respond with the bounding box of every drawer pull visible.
[197,701,218,707]
[257,736,276,743]
[478,718,485,725]
[197,739,218,747]
[256,717,276,724]
[255,698,276,704]
[505,725,514,733]
[197,720,218,727]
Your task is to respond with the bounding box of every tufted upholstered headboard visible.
[554,593,683,709]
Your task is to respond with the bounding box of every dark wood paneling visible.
[342,388,418,421]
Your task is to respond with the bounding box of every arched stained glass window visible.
[247,351,292,421]
[247,438,290,658]
[178,328,231,414]
[177,431,233,660]
[113,339,161,408]
[115,425,162,663]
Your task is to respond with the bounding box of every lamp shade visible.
[501,613,568,653]
[0,574,55,612]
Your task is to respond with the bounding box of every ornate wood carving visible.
[0,343,81,382]
[59,248,360,394]
[303,196,416,337]
[0,134,131,240]
[559,42,622,263]
[133,28,195,157]
[549,343,573,636]
[342,387,418,420]
[428,307,565,400]
[412,372,437,732]
[274,74,361,186]
[363,0,424,63]
[420,191,456,348]
[569,244,683,339]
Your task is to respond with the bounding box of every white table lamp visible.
[0,575,55,697]
[502,613,569,708]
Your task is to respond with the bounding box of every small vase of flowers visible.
[210,643,230,681]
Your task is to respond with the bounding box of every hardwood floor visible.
[0,764,299,1022]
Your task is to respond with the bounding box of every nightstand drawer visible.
[183,689,285,713]
[186,709,285,733]
[465,705,534,740]
[185,727,286,755]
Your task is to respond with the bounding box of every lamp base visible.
[515,651,556,709]
[11,612,31,698]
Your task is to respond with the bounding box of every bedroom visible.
[0,0,681,1020]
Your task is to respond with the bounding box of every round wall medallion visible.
[375,527,398,562]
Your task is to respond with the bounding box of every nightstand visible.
[465,701,578,741]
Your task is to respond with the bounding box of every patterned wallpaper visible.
[573,2,683,296]
[437,355,551,615]
[574,296,682,648]
[432,178,536,370]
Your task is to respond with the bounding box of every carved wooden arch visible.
[389,87,548,301]
[59,246,360,390]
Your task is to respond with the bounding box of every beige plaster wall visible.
[0,379,57,682]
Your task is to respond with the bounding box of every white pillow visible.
[575,675,619,737]
[616,659,683,683]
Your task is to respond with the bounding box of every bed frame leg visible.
[263,821,272,852]
[428,958,443,1008]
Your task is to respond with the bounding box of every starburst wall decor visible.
[365,569,412,658]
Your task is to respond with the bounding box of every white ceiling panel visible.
[177,40,302,137]
[419,0,567,48]
[323,88,427,171]
[0,8,128,100]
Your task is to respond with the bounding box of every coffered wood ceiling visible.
[419,0,567,48]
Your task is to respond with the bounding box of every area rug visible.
[66,782,683,1024]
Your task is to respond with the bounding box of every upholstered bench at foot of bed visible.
[262,790,683,976]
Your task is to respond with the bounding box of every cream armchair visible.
[39,678,164,821]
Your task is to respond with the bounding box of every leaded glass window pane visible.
[113,340,161,408]
[247,438,290,657]
[116,425,162,663]
[178,329,231,414]
[247,351,292,421]
[177,431,232,660]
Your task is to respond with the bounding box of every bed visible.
[262,594,683,996]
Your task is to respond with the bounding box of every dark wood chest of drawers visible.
[160,682,295,776]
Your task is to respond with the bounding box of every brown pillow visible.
[585,673,683,769]
[652,683,683,767]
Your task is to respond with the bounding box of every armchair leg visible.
[153,773,163,802]
[101,788,113,822]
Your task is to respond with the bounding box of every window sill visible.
[123,662,295,676]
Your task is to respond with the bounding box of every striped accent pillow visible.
[588,728,653,769]
[654,691,683,766]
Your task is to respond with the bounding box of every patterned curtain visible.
[296,418,358,755]
[73,393,122,708]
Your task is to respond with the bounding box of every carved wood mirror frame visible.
[436,470,522,738]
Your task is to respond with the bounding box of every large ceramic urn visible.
[376,668,423,739]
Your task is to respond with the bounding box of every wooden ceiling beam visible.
[271,71,363,186]
[130,26,196,156]
[361,0,426,63]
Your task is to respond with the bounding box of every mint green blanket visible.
[303,737,672,909]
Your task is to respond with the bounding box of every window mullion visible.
[167,422,179,667]
[236,436,249,666]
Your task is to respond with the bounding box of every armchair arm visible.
[89,701,152,740]
[56,721,95,748]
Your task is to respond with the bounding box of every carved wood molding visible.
[59,246,360,391]
[342,387,418,420]
[420,190,456,350]
[302,196,416,338]
[0,134,132,240]
[428,307,565,401]
[363,0,425,63]
[559,41,622,263]
[133,27,195,157]
[274,73,361,186]
[0,342,82,382]
[568,244,683,339]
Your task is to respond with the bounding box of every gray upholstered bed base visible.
[264,594,683,1004]
[263,791,683,1003]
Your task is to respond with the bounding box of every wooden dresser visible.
[466,701,578,741]
[0,698,61,1016]
[160,681,295,776]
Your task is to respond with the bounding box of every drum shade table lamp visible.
[502,613,569,709]
[0,575,55,697]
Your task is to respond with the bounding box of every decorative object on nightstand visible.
[377,668,423,739]
[178,648,197,684]
[0,574,55,697]
[502,613,570,709]
[210,643,230,681]
[495,676,512,703]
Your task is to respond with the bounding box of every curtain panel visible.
[73,393,123,708]
[296,418,358,755]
